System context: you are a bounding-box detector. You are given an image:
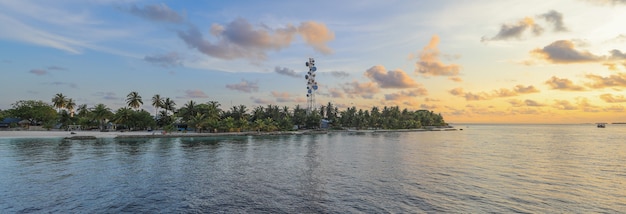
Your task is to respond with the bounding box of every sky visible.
[1,0,626,124]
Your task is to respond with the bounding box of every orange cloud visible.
[415,35,461,77]
[577,97,601,112]
[531,40,602,63]
[270,91,293,102]
[365,65,419,88]
[342,81,379,99]
[584,72,626,88]
[450,85,539,101]
[449,87,489,101]
[552,99,577,110]
[178,18,334,61]
[448,76,463,82]
[384,88,428,101]
[297,21,335,54]
[599,93,626,103]
[545,76,586,91]
[507,99,546,107]
[604,105,625,112]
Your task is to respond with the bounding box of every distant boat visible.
[597,123,606,128]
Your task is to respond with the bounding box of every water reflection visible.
[2,125,626,213]
[300,135,325,208]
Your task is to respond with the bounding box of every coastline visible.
[0,127,456,140]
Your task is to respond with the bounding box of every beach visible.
[0,127,456,139]
[0,130,159,139]
[0,130,309,139]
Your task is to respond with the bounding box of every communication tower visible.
[305,58,318,114]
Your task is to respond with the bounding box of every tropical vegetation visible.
[1,92,447,132]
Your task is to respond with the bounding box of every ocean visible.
[1,124,625,213]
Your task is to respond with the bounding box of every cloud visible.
[608,34,626,43]
[271,91,294,102]
[449,87,489,101]
[531,40,602,63]
[47,66,66,70]
[419,104,439,110]
[365,65,418,88]
[603,62,622,71]
[342,81,379,99]
[274,66,300,78]
[609,49,626,60]
[182,89,208,99]
[29,69,48,76]
[600,93,626,103]
[250,96,272,105]
[0,11,83,54]
[94,92,118,100]
[225,79,259,93]
[482,10,567,42]
[545,76,586,91]
[144,52,183,67]
[538,10,568,32]
[448,77,463,82]
[552,99,577,110]
[415,35,461,77]
[384,88,428,101]
[585,0,626,5]
[297,21,335,54]
[507,99,546,107]
[329,71,350,78]
[584,72,626,88]
[48,81,77,88]
[483,17,542,41]
[327,87,345,98]
[514,85,540,94]
[125,3,184,23]
[178,18,334,61]
[577,97,601,112]
[450,85,539,101]
[604,105,625,112]
[179,21,294,60]
[525,99,545,107]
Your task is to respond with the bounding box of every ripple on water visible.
[1,125,626,213]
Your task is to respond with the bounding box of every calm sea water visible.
[1,124,625,213]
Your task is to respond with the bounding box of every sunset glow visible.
[1,0,625,124]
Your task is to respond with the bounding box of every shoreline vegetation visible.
[0,126,457,140]
[1,92,451,137]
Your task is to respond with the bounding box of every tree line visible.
[0,92,447,132]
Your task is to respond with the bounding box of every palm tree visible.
[180,100,197,122]
[91,104,112,131]
[66,98,76,117]
[163,98,176,116]
[151,94,164,117]
[76,104,89,118]
[113,107,134,130]
[52,93,67,112]
[126,91,143,110]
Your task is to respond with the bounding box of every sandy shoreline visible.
[0,127,456,139]
[0,130,309,139]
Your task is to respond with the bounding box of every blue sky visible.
[1,0,626,123]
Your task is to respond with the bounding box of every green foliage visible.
[6,94,448,133]
[113,108,155,130]
[0,109,7,121]
[7,100,57,125]
[126,91,143,110]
